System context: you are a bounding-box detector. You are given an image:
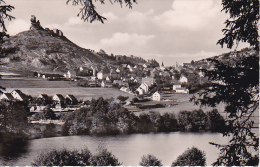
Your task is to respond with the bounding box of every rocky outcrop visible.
[30,15,44,30]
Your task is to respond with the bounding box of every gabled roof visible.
[3,93,14,100]
[11,89,27,99]
[39,94,50,100]
[53,94,65,101]
[66,94,78,102]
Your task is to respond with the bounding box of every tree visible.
[217,0,259,51]
[66,0,137,23]
[88,146,122,166]
[139,154,162,166]
[171,147,206,166]
[191,0,259,165]
[31,148,92,166]
[0,0,14,42]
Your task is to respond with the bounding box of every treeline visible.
[31,146,207,166]
[61,97,226,135]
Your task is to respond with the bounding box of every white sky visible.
[5,0,249,66]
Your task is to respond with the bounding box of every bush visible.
[31,148,92,166]
[171,147,206,166]
[89,147,122,166]
[139,154,163,166]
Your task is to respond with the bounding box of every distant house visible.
[175,88,189,94]
[97,68,110,80]
[52,94,66,108]
[11,89,27,101]
[179,75,188,83]
[101,81,113,88]
[136,87,144,95]
[38,94,52,104]
[139,82,150,93]
[113,80,129,87]
[65,94,78,105]
[152,91,161,101]
[0,93,14,101]
[173,84,182,91]
[65,70,77,78]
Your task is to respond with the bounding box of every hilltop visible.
[0,16,150,74]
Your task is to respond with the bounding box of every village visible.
[0,57,211,117]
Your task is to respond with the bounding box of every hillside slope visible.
[0,17,105,73]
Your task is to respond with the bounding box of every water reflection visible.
[0,140,29,165]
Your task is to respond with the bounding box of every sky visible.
[5,0,249,66]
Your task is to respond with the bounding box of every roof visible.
[66,94,78,102]
[11,89,27,99]
[39,94,50,100]
[3,93,14,100]
[54,94,65,101]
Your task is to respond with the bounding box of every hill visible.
[0,16,107,73]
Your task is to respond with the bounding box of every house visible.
[38,94,52,104]
[173,84,182,91]
[179,75,188,83]
[113,80,129,87]
[65,94,78,105]
[136,87,144,95]
[97,68,110,80]
[175,88,189,94]
[11,89,27,101]
[152,91,161,101]
[101,81,113,88]
[52,94,66,108]
[139,82,150,93]
[65,70,77,78]
[0,93,14,101]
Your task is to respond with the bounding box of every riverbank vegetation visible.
[61,97,226,135]
[31,146,205,166]
[0,97,226,143]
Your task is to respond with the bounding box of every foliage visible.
[66,0,137,23]
[191,50,259,165]
[117,95,129,102]
[62,97,225,135]
[0,101,28,142]
[177,109,207,131]
[0,0,15,42]
[139,154,162,166]
[217,0,259,51]
[206,109,226,132]
[31,148,92,166]
[171,147,206,166]
[89,146,122,166]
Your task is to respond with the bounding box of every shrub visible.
[139,154,163,166]
[171,147,206,166]
[89,147,122,166]
[31,148,92,166]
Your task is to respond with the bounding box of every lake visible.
[0,132,229,166]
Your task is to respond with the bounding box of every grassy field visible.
[1,77,258,128]
[0,78,77,88]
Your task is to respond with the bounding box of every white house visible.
[152,91,161,101]
[179,76,188,83]
[175,88,189,94]
[139,82,149,93]
[0,93,14,101]
[52,94,66,108]
[65,70,77,78]
[136,87,144,95]
[173,84,182,91]
[11,90,26,101]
